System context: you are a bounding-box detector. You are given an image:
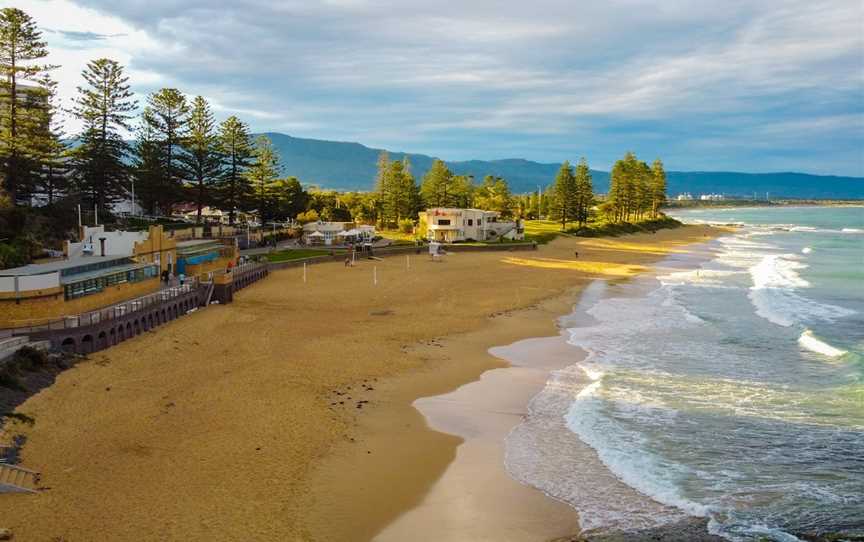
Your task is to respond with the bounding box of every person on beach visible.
[345,255,352,267]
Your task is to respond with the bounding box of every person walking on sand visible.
[345,255,352,267]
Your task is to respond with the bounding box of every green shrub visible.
[398,218,415,234]
[13,346,49,371]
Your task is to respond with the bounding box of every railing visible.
[10,278,202,335]
[266,242,537,270]
[232,261,267,277]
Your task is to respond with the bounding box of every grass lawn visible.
[265,249,334,263]
[523,220,566,244]
[522,216,682,242]
[378,229,418,244]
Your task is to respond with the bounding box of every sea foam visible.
[798,330,847,358]
[747,254,854,328]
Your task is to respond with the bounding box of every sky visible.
[5,0,864,176]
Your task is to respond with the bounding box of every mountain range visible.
[260,132,864,199]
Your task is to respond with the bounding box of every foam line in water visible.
[747,253,855,328]
[750,254,810,289]
[798,330,847,358]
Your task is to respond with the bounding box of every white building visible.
[420,208,524,243]
[302,222,375,246]
[676,193,694,201]
[699,194,725,201]
[65,225,150,259]
[179,206,230,224]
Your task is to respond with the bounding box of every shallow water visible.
[507,207,864,541]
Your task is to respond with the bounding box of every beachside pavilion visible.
[0,256,161,329]
[0,225,184,330]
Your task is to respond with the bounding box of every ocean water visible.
[506,207,864,541]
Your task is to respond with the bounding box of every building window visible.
[467,219,473,226]
[438,219,451,225]
[477,219,482,225]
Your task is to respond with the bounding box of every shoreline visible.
[376,299,587,541]
[377,239,729,541]
[0,225,729,541]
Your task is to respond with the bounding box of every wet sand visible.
[377,317,585,541]
[0,226,726,541]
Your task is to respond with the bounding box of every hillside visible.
[261,133,864,199]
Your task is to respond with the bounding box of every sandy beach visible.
[0,225,724,541]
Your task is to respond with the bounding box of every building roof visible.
[303,221,353,233]
[425,208,499,215]
[0,256,132,277]
[59,262,155,285]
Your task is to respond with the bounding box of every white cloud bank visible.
[2,0,862,175]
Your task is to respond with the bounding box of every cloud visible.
[46,29,125,41]
[3,0,863,175]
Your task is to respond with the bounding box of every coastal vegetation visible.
[0,6,670,269]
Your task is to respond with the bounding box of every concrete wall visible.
[0,274,60,294]
[132,225,178,274]
[67,226,149,258]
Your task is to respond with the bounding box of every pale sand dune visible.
[0,225,724,541]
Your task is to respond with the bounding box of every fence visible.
[266,241,538,270]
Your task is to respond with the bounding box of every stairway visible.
[204,281,215,306]
[0,463,40,493]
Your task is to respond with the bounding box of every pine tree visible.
[637,160,653,221]
[551,161,578,230]
[180,96,221,223]
[216,116,252,225]
[246,135,280,222]
[452,175,475,208]
[574,157,593,227]
[267,177,308,221]
[650,158,667,218]
[71,58,136,215]
[474,175,514,217]
[373,151,391,226]
[421,159,459,207]
[142,88,190,214]
[0,7,55,204]
[132,116,164,215]
[33,75,69,206]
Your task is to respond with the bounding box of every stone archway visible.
[61,337,76,353]
[81,334,94,354]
